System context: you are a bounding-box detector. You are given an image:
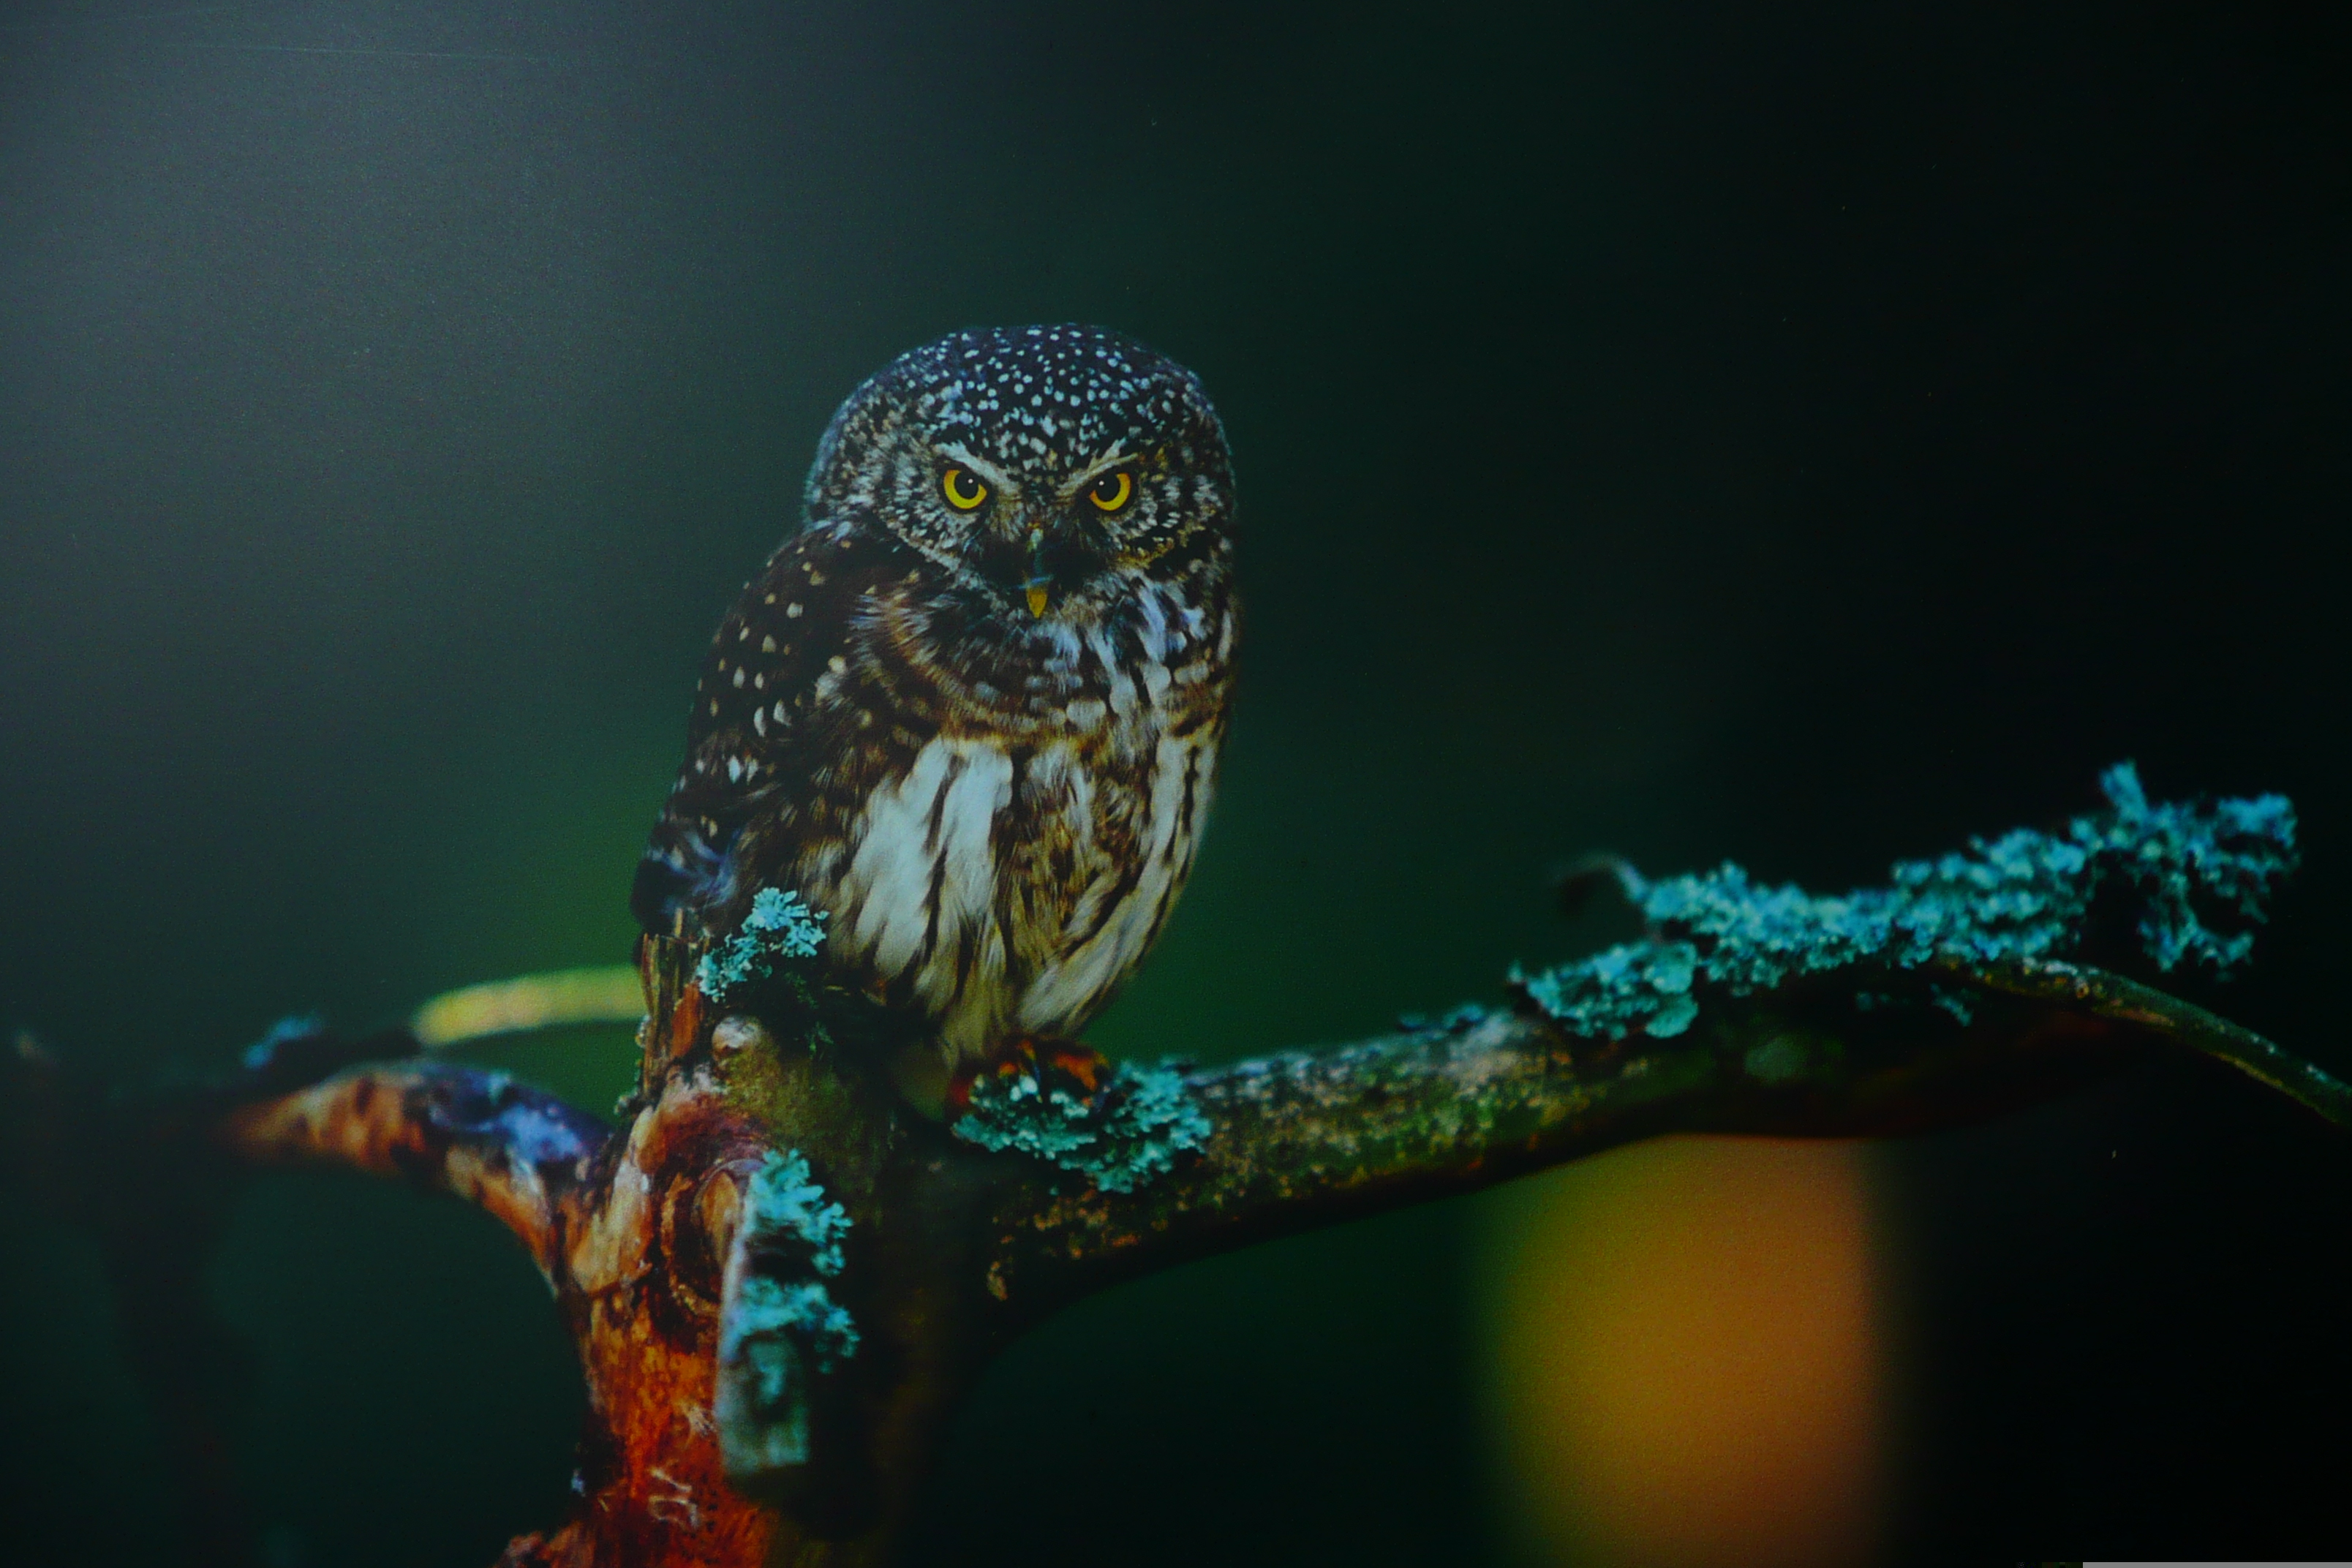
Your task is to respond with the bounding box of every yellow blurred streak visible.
[410,965,644,1049]
[1481,1137,1882,1568]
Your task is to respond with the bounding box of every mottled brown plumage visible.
[633,326,1237,1073]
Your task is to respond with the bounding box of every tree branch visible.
[8,765,2340,1567]
[978,958,2345,1316]
[220,1063,606,1282]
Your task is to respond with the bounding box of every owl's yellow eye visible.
[1086,471,1134,513]
[941,467,990,510]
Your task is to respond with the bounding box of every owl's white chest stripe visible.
[820,728,1215,1064]
[835,739,1014,1019]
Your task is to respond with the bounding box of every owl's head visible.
[804,325,1234,622]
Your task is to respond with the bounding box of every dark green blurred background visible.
[2,0,2348,1562]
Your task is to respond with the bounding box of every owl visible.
[632,325,1237,1104]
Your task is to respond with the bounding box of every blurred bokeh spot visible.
[1480,1137,1882,1568]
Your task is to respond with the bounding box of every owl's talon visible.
[946,1038,1113,1118]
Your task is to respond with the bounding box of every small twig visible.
[409,965,644,1052]
[1961,960,2352,1129]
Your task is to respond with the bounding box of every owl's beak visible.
[1022,524,1050,617]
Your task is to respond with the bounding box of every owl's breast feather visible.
[826,734,1014,1009]
[803,627,1223,1066]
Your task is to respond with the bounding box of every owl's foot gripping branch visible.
[5,766,2346,1567]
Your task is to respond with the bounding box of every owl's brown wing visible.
[630,524,908,941]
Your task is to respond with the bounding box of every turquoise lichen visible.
[1513,940,1705,1041]
[1514,764,2297,1041]
[1928,984,1977,1026]
[716,1149,859,1474]
[952,1060,1213,1194]
[745,1149,853,1278]
[2090,761,2298,973]
[726,1275,859,1376]
[718,1269,853,1470]
[241,1013,325,1071]
[728,1153,859,1367]
[696,888,829,1004]
[1398,1002,1490,1034]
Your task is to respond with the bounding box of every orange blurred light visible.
[1482,1136,1883,1568]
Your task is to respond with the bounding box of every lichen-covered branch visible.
[965,762,2326,1313]
[7,764,2340,1568]
[975,955,2343,1316]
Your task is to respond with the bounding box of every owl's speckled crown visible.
[804,324,1229,515]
